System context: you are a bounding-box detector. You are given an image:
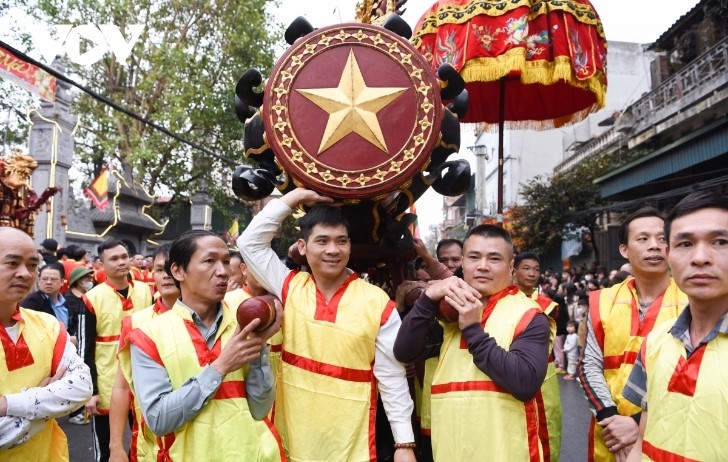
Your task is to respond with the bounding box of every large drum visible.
[262,23,442,200]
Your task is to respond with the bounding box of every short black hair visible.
[514,251,540,269]
[567,320,579,329]
[463,224,514,257]
[39,262,64,279]
[665,189,728,243]
[150,244,172,278]
[436,239,463,259]
[618,206,665,245]
[229,251,244,263]
[298,205,350,242]
[97,239,127,261]
[167,230,225,288]
[152,243,172,262]
[69,245,87,261]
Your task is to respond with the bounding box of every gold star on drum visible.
[232,16,470,268]
[263,23,442,199]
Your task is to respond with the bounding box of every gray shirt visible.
[130,300,274,436]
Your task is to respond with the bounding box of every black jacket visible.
[20,290,78,336]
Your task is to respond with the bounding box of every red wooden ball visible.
[437,299,459,323]
[237,295,277,332]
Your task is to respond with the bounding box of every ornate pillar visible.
[29,58,77,245]
[190,181,213,231]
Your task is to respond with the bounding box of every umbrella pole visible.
[497,78,505,225]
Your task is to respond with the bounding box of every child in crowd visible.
[563,320,580,380]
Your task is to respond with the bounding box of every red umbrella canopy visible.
[412,0,607,128]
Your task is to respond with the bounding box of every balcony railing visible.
[627,36,728,136]
[554,128,624,173]
[554,36,728,174]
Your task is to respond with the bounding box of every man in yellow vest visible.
[623,190,728,461]
[127,230,285,460]
[513,251,561,462]
[579,207,687,461]
[109,244,176,462]
[0,227,92,461]
[406,237,462,462]
[130,254,144,281]
[394,224,552,461]
[80,239,152,462]
[238,188,417,462]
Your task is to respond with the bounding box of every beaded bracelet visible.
[394,442,417,450]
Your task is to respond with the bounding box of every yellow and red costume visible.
[83,280,152,412]
[583,277,686,461]
[276,271,395,461]
[639,320,728,461]
[117,298,171,462]
[430,287,545,461]
[127,302,285,461]
[531,292,560,462]
[0,308,69,461]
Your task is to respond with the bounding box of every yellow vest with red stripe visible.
[279,271,395,462]
[640,319,728,461]
[83,281,151,411]
[0,308,69,462]
[418,357,437,436]
[117,299,170,462]
[531,292,560,462]
[430,287,545,462]
[587,277,686,462]
[128,302,284,461]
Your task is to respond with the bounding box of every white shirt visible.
[0,318,92,449]
[238,198,415,444]
[563,332,579,357]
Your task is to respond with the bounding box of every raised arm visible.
[237,188,333,298]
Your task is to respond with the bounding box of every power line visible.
[0,40,239,167]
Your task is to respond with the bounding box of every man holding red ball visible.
[394,224,552,461]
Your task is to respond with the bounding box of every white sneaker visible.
[68,414,88,425]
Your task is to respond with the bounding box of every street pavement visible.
[61,375,593,461]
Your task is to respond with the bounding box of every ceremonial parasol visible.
[412,0,607,217]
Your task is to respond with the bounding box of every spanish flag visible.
[84,168,109,211]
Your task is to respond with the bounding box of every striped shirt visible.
[578,296,650,418]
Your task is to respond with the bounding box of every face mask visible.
[79,281,94,292]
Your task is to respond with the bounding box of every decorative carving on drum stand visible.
[232,15,471,275]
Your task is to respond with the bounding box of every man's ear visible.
[297,238,307,257]
[170,262,185,283]
[618,244,629,260]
